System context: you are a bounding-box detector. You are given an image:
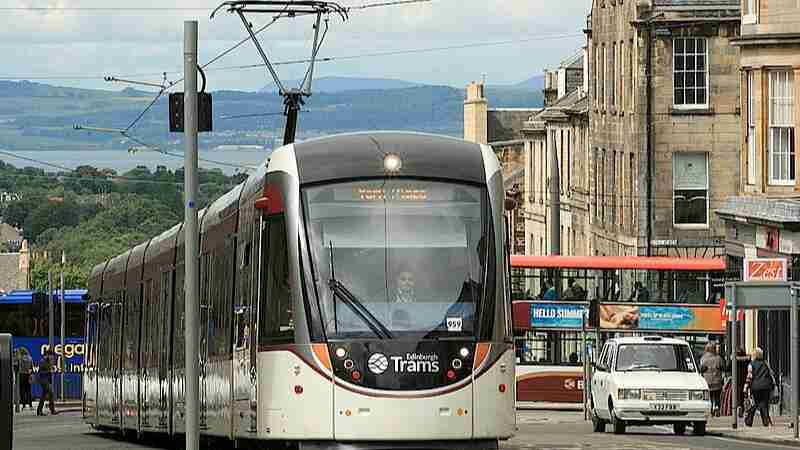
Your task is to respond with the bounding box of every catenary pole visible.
[184,20,200,450]
[730,286,737,430]
[792,284,798,439]
[48,270,53,350]
[60,251,65,401]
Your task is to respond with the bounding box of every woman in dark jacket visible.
[700,343,724,416]
[745,347,774,427]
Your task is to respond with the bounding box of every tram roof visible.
[510,255,726,271]
[0,289,88,305]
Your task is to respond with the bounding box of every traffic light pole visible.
[184,20,200,450]
[60,251,65,402]
[48,271,53,351]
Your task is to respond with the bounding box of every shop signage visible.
[744,258,787,281]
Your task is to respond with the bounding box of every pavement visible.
[706,415,800,447]
[11,409,800,449]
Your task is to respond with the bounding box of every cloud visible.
[0,0,589,89]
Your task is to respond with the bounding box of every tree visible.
[29,259,88,291]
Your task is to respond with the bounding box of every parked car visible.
[589,336,710,436]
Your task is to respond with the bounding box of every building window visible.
[611,42,616,108]
[620,41,625,112]
[673,38,708,108]
[673,152,709,227]
[602,45,606,109]
[769,70,795,185]
[629,38,635,110]
[743,0,758,24]
[594,148,599,223]
[601,149,606,224]
[628,152,635,233]
[594,45,599,106]
[747,71,756,185]
[610,150,616,225]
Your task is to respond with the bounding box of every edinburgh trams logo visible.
[367,353,390,374]
[367,352,440,374]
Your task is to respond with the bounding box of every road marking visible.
[707,434,794,448]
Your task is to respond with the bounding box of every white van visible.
[590,336,711,436]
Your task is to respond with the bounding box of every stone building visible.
[0,239,29,294]
[464,81,541,255]
[587,0,741,260]
[521,51,591,258]
[713,0,800,382]
[716,0,800,275]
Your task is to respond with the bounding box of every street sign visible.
[0,334,12,450]
[725,282,795,309]
[744,258,787,281]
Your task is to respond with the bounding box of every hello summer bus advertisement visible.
[516,302,725,333]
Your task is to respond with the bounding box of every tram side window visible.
[259,216,293,345]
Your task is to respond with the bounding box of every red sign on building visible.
[744,258,788,281]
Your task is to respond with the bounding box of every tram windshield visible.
[303,179,489,339]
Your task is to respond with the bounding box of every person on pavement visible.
[744,347,774,427]
[18,348,34,410]
[700,342,724,416]
[37,349,57,416]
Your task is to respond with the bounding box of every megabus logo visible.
[40,343,85,359]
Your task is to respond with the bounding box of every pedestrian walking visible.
[18,348,34,409]
[744,347,774,427]
[37,349,57,416]
[699,342,724,416]
[734,348,750,417]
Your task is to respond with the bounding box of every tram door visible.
[233,203,260,436]
[112,291,124,426]
[158,269,172,430]
[199,253,211,429]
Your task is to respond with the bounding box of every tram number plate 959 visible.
[650,403,677,411]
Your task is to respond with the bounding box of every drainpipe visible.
[645,24,653,257]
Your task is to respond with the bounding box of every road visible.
[12,409,796,450]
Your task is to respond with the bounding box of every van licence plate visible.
[650,403,678,411]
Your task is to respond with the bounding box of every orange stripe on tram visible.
[312,343,332,370]
[473,343,491,370]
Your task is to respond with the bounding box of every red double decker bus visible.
[510,255,728,405]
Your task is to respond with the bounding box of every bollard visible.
[1,334,13,450]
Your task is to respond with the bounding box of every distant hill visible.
[261,76,423,93]
[0,79,544,151]
[513,75,545,91]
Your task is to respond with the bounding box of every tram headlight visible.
[459,347,469,358]
[335,347,347,359]
[383,153,402,173]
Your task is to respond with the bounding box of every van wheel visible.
[692,421,706,436]
[673,423,686,435]
[610,401,626,435]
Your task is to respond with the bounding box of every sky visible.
[0,0,590,92]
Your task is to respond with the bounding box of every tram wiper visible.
[328,241,393,340]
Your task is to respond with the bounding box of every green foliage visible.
[29,259,88,291]
[1,160,243,289]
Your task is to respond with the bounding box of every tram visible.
[83,132,515,449]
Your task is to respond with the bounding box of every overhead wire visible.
[0,149,248,186]
[0,32,583,82]
[123,134,258,171]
